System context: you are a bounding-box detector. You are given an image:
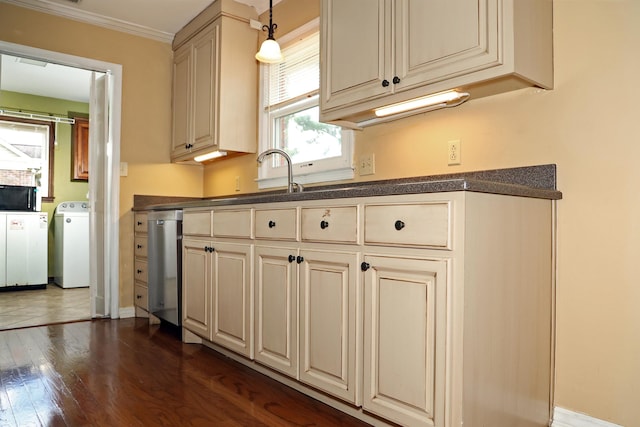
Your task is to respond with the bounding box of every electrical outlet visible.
[448,140,461,165]
[359,153,375,176]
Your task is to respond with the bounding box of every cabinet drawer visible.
[134,213,148,233]
[213,209,252,238]
[255,208,298,241]
[134,259,148,283]
[364,202,451,249]
[183,210,213,236]
[301,206,358,243]
[134,283,148,310]
[134,236,148,257]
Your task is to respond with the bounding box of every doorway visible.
[0,40,122,323]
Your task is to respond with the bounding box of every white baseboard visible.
[552,407,623,427]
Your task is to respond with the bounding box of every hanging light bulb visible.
[255,0,283,64]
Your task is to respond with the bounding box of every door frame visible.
[0,40,122,318]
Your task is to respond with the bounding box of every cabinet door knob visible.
[288,254,296,263]
[268,220,276,228]
[320,220,329,229]
[296,256,304,264]
[381,79,390,87]
[394,220,405,231]
[361,262,370,271]
[204,246,215,253]
[392,76,401,84]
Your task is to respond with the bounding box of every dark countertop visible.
[133,164,562,211]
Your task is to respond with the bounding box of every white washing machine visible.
[54,201,90,288]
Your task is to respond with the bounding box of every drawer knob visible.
[296,256,304,264]
[360,262,370,271]
[268,220,276,228]
[288,254,296,263]
[136,294,142,299]
[137,244,143,249]
[320,220,329,229]
[137,269,143,274]
[394,220,405,231]
[137,221,143,226]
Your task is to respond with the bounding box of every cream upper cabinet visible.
[320,0,553,125]
[171,0,257,161]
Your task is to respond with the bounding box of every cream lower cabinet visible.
[182,237,211,339]
[298,248,360,405]
[362,254,448,426]
[254,245,299,378]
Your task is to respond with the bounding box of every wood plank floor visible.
[0,318,371,426]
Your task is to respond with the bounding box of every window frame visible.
[257,18,354,190]
[0,116,55,201]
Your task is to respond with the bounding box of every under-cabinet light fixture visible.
[255,0,283,64]
[194,150,228,162]
[374,90,470,117]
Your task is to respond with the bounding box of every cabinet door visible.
[362,254,448,427]
[171,44,191,157]
[182,238,211,339]
[191,23,218,151]
[254,245,298,377]
[211,241,253,358]
[320,0,391,113]
[298,249,360,404]
[394,0,500,90]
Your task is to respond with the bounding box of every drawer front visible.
[134,283,148,310]
[134,213,148,233]
[301,206,358,243]
[213,209,252,238]
[364,202,451,249]
[134,236,148,257]
[255,208,298,241]
[183,210,213,236]
[134,259,148,283]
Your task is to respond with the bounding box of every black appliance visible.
[0,185,38,211]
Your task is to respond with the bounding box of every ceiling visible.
[0,0,280,104]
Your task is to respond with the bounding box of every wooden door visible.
[254,245,298,377]
[298,249,360,404]
[182,238,211,339]
[210,241,253,358]
[362,254,448,427]
[171,44,191,158]
[191,22,218,151]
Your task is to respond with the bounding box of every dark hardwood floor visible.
[0,318,371,426]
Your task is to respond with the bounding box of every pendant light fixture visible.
[255,0,283,63]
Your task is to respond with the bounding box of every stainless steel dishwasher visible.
[147,210,183,327]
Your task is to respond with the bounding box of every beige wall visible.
[202,0,640,425]
[2,0,639,425]
[0,3,204,308]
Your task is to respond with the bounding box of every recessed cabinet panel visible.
[134,213,148,233]
[299,249,359,404]
[301,206,358,244]
[254,246,298,378]
[364,202,451,249]
[182,238,211,339]
[255,208,298,241]
[213,209,252,238]
[363,255,448,426]
[134,283,148,310]
[134,259,147,284]
[171,46,191,157]
[134,236,148,258]
[183,210,213,237]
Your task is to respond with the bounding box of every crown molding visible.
[1,0,174,43]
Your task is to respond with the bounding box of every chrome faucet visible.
[257,148,303,193]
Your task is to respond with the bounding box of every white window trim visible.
[256,18,354,190]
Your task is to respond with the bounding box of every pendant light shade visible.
[255,0,283,64]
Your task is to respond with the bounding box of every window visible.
[258,19,353,189]
[0,117,54,200]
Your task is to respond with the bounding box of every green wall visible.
[0,90,89,276]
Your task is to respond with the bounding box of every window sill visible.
[256,167,354,190]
